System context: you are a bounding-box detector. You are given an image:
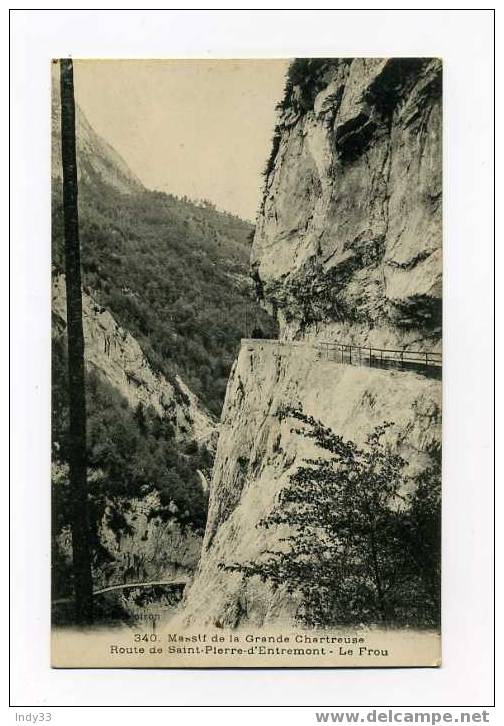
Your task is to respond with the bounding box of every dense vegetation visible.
[52,174,277,417]
[222,408,441,628]
[282,58,339,112]
[52,336,212,599]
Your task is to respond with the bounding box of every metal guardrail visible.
[317,340,441,367]
[242,338,442,378]
[93,580,188,596]
[51,580,188,607]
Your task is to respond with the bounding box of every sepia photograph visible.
[51,56,442,668]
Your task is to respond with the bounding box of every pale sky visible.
[73,59,290,221]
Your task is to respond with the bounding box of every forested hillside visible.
[52,175,276,416]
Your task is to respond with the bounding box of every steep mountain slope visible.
[182,58,442,628]
[51,70,143,194]
[51,79,276,416]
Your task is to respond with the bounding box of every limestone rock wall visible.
[97,491,202,589]
[182,341,441,627]
[252,58,442,350]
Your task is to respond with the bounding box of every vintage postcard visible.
[51,57,442,668]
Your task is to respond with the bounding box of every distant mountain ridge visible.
[51,72,277,416]
[51,76,143,194]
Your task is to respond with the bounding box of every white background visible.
[7,4,497,717]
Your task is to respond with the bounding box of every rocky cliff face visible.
[96,491,202,588]
[54,483,202,592]
[52,275,217,448]
[182,342,441,627]
[181,59,442,628]
[252,58,442,350]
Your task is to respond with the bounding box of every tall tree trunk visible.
[59,58,94,624]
